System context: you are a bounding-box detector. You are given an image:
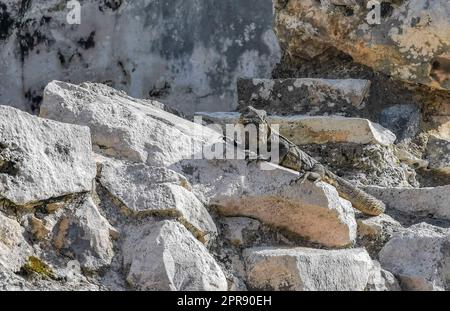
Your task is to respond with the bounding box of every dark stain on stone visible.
[24,89,43,112]
[0,159,20,176]
[430,56,450,86]
[343,7,354,17]
[410,16,421,27]
[380,2,394,18]
[99,0,123,12]
[55,143,71,157]
[19,0,32,17]
[17,18,49,61]
[68,51,83,63]
[117,60,129,85]
[0,3,15,40]
[40,16,52,25]
[335,5,354,17]
[149,81,171,98]
[104,0,122,11]
[77,31,96,50]
[274,0,290,10]
[57,50,66,65]
[143,0,274,91]
[0,143,20,176]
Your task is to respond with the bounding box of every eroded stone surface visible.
[212,162,357,248]
[237,78,371,114]
[0,105,96,205]
[41,81,222,167]
[275,0,450,90]
[356,213,404,258]
[196,111,396,146]
[366,260,401,292]
[0,213,32,271]
[53,195,115,271]
[244,247,373,291]
[379,223,450,291]
[122,219,227,291]
[0,0,280,114]
[99,158,217,240]
[366,185,450,220]
[426,135,450,174]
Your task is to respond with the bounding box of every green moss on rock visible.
[20,256,55,279]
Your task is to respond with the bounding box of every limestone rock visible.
[0,213,32,271]
[243,247,373,291]
[40,81,223,167]
[379,223,450,291]
[213,162,357,248]
[0,105,96,206]
[122,220,228,291]
[237,78,371,114]
[366,185,450,220]
[270,116,396,146]
[275,0,450,90]
[356,213,404,257]
[426,135,450,174]
[197,111,396,146]
[366,260,401,292]
[394,147,429,170]
[302,143,416,188]
[430,116,450,141]
[0,0,280,114]
[53,195,115,271]
[99,159,217,241]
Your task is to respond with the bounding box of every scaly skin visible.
[239,106,386,216]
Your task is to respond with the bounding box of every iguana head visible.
[239,106,267,125]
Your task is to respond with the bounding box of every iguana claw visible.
[299,172,322,185]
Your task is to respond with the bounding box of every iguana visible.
[238,106,385,216]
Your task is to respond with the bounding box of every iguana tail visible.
[323,172,386,216]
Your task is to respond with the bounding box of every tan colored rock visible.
[357,214,403,240]
[244,247,374,291]
[274,0,450,90]
[430,116,450,140]
[29,216,50,241]
[197,112,395,146]
[214,162,356,248]
[394,147,429,170]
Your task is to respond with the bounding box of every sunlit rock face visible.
[274,0,450,91]
[0,0,280,114]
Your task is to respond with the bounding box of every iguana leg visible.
[299,171,322,185]
[298,163,326,185]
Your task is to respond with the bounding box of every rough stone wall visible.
[0,0,280,114]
